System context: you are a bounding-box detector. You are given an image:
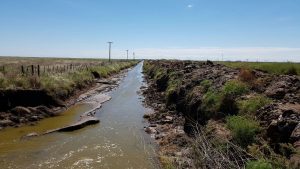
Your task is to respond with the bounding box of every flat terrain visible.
[219,61,300,75]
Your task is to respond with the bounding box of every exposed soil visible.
[142,60,300,168]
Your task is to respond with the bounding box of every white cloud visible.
[187,4,193,8]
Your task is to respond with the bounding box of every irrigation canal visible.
[0,62,159,169]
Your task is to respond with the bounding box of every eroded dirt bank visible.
[142,60,300,168]
[0,63,137,130]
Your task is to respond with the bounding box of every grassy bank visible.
[0,57,138,99]
[219,61,300,75]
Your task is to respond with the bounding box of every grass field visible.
[0,56,137,99]
[219,61,300,75]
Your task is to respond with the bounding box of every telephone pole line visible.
[107,42,113,62]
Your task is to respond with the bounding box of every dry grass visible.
[191,126,256,169]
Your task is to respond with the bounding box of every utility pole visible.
[107,42,113,62]
[133,52,135,60]
[126,50,129,60]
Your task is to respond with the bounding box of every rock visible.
[144,126,157,134]
[161,116,173,124]
[27,132,39,137]
[36,106,54,116]
[155,133,167,140]
[265,87,286,99]
[267,119,298,143]
[206,60,214,65]
[143,114,151,119]
[9,116,20,123]
[29,116,39,122]
[0,113,6,120]
[10,106,31,116]
[149,124,157,127]
[44,117,100,134]
[0,119,13,127]
[291,123,300,142]
[165,116,173,121]
[20,132,39,140]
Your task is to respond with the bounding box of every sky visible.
[0,0,300,62]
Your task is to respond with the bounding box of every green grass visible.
[246,160,273,169]
[226,115,260,148]
[220,61,300,75]
[222,80,249,97]
[238,95,272,116]
[201,89,222,116]
[200,79,212,92]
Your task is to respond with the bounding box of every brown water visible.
[0,62,159,169]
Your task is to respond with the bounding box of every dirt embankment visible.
[142,60,300,168]
[0,63,137,130]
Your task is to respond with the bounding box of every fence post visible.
[37,65,40,77]
[31,65,34,76]
[21,65,25,75]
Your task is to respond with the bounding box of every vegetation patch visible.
[200,79,212,92]
[238,95,272,116]
[0,60,137,100]
[200,89,222,120]
[246,159,273,169]
[220,61,300,75]
[222,80,249,97]
[226,115,260,148]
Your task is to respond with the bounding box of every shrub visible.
[0,73,7,89]
[285,66,297,75]
[222,80,249,97]
[246,160,272,169]
[239,68,256,83]
[201,90,222,119]
[11,76,30,89]
[226,115,260,147]
[28,76,41,89]
[238,95,272,115]
[200,79,212,92]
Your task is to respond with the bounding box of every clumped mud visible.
[142,60,300,168]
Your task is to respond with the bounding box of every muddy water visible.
[0,62,159,169]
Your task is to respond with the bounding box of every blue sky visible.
[0,0,300,61]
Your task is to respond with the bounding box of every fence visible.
[0,62,108,77]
